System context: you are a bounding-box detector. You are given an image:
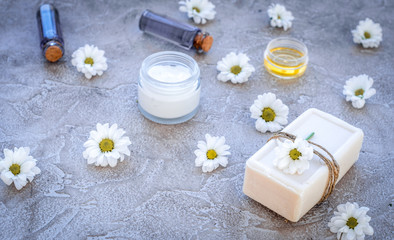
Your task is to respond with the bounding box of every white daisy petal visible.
[83,123,131,168]
[20,161,35,173]
[217,157,228,167]
[121,147,131,157]
[364,225,374,235]
[351,99,365,109]
[195,156,205,167]
[107,158,118,168]
[194,134,231,172]
[32,166,41,175]
[215,144,230,154]
[179,6,188,12]
[84,139,99,148]
[216,52,255,84]
[108,123,118,138]
[266,121,283,132]
[13,179,25,190]
[17,173,27,183]
[363,88,376,99]
[100,157,108,167]
[71,45,108,79]
[0,147,41,190]
[1,171,14,185]
[87,157,96,165]
[202,161,215,173]
[346,230,355,240]
[260,93,276,106]
[3,149,14,161]
[214,136,226,149]
[255,118,268,133]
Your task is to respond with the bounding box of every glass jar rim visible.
[140,51,200,88]
[265,37,308,65]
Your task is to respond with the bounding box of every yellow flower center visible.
[99,138,114,153]
[261,107,276,122]
[206,149,217,160]
[363,32,371,39]
[278,15,281,19]
[9,163,21,175]
[355,88,364,97]
[84,57,94,66]
[289,148,302,160]
[230,65,242,75]
[192,7,200,13]
[346,217,358,230]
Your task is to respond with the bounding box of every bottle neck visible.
[193,32,213,53]
[43,40,64,62]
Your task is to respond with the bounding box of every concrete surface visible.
[0,0,393,239]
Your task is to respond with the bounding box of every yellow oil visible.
[264,47,307,79]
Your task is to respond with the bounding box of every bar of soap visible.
[243,108,364,222]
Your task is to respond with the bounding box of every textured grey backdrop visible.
[0,0,393,239]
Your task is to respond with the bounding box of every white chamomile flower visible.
[179,0,216,25]
[328,202,374,240]
[250,92,289,133]
[343,74,376,109]
[216,52,255,84]
[194,134,230,173]
[0,147,41,190]
[352,18,382,48]
[83,123,131,167]
[273,137,313,174]
[267,4,294,31]
[71,44,108,79]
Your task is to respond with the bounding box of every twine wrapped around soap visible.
[267,132,340,203]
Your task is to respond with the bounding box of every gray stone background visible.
[0,0,393,239]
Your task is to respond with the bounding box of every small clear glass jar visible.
[264,37,308,79]
[138,51,201,124]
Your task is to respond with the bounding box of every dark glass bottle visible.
[139,10,213,53]
[36,4,64,62]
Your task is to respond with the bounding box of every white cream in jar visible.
[138,51,201,124]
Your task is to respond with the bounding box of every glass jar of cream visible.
[138,51,201,124]
[264,37,308,79]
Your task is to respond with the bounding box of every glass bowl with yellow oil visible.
[264,37,308,79]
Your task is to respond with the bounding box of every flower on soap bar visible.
[343,74,376,109]
[0,147,41,190]
[179,0,216,25]
[194,134,230,173]
[273,137,313,175]
[83,123,131,167]
[216,52,255,84]
[71,44,108,79]
[328,202,374,240]
[250,92,289,133]
[352,18,382,48]
[267,4,294,31]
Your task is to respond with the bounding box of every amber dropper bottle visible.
[36,3,64,62]
[139,10,213,53]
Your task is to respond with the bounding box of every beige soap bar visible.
[243,108,364,222]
